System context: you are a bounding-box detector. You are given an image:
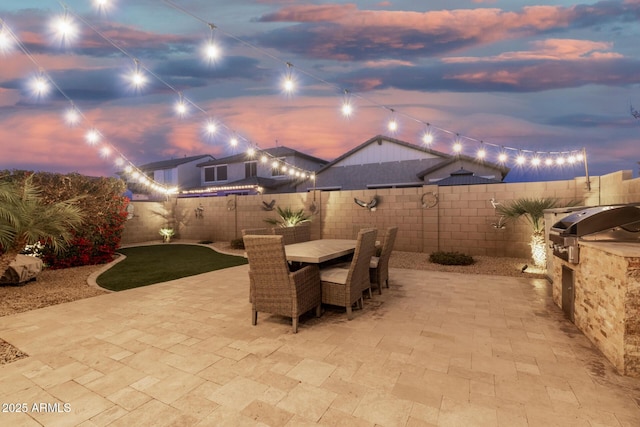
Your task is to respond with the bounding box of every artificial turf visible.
[96,244,247,291]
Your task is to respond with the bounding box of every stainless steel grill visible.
[549,204,640,264]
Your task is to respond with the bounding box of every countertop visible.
[579,240,640,257]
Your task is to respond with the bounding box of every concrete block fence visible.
[120,170,640,258]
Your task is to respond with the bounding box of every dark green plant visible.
[230,238,245,250]
[0,175,85,278]
[1,170,128,269]
[429,251,475,266]
[496,197,579,267]
[264,206,310,227]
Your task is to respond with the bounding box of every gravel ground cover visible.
[1,245,544,364]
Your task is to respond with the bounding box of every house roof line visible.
[196,145,328,168]
[139,154,215,171]
[315,134,509,178]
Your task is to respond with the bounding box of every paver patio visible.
[1,265,639,426]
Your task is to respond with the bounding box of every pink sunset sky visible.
[1,0,639,182]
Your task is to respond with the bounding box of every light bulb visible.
[422,133,433,145]
[64,108,81,126]
[531,157,541,166]
[230,137,238,147]
[452,142,462,153]
[516,155,526,165]
[477,149,486,159]
[85,129,100,145]
[341,102,353,117]
[498,153,508,163]
[388,119,398,132]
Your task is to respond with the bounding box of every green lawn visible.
[96,244,247,291]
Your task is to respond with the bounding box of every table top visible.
[285,239,357,263]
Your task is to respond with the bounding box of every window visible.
[245,161,257,178]
[204,167,215,182]
[203,165,227,182]
[217,165,227,181]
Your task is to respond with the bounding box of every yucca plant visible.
[496,197,568,268]
[264,206,310,227]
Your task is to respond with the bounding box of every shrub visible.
[1,170,127,269]
[230,238,245,250]
[429,251,475,266]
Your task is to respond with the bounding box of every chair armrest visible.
[290,265,321,294]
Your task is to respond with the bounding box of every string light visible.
[477,142,486,159]
[174,94,188,117]
[422,128,434,146]
[452,136,462,154]
[498,152,508,163]
[202,23,220,64]
[341,90,353,117]
[85,129,101,145]
[29,73,50,98]
[50,9,78,47]
[282,62,295,94]
[516,153,526,165]
[531,157,541,167]
[387,108,398,133]
[0,23,14,54]
[93,0,113,13]
[128,59,146,91]
[64,107,81,126]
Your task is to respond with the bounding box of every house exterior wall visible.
[200,154,323,187]
[309,158,441,191]
[122,170,639,257]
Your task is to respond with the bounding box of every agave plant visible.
[496,197,571,268]
[264,206,310,228]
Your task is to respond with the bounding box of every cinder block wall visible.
[120,170,640,257]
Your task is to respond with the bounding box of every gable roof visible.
[139,155,214,171]
[316,135,441,174]
[432,168,503,186]
[415,154,510,180]
[315,135,509,177]
[196,146,327,167]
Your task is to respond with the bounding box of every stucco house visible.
[300,135,509,191]
[191,146,328,196]
[123,154,215,199]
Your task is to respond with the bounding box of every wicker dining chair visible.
[370,226,398,294]
[243,235,322,333]
[241,228,272,236]
[319,228,377,320]
[271,226,297,245]
[293,223,311,243]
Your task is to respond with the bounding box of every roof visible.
[139,155,214,171]
[196,146,327,167]
[432,168,503,186]
[416,155,510,180]
[315,135,509,178]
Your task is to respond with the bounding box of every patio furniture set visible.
[242,224,398,333]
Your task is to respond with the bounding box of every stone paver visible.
[1,265,639,426]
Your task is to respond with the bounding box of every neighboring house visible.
[301,135,509,191]
[429,168,503,186]
[191,146,328,196]
[122,154,215,199]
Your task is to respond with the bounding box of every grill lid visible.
[551,205,640,237]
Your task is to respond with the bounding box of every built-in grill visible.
[549,204,640,264]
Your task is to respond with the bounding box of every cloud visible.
[253,1,640,60]
[443,39,624,63]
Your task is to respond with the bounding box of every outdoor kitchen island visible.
[552,240,640,377]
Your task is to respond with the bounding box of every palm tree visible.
[0,176,85,278]
[496,197,574,268]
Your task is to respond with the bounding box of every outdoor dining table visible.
[284,239,358,264]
